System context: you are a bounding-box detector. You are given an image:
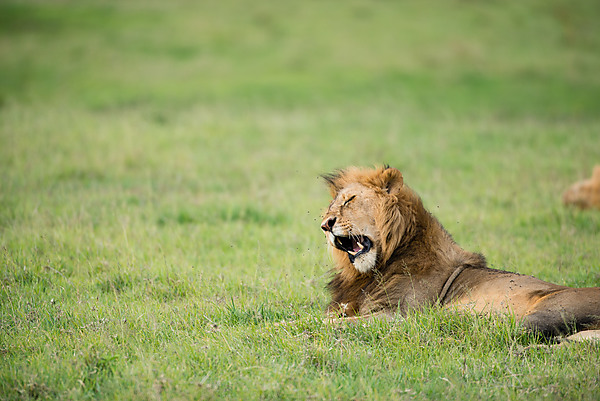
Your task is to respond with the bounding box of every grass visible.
[1,0,600,399]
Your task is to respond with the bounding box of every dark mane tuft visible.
[321,169,344,188]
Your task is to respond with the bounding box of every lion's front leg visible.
[324,310,401,325]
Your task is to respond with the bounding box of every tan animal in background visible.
[320,166,600,338]
[563,166,600,210]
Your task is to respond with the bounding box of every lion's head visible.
[320,166,420,274]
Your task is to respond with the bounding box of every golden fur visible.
[321,166,600,337]
[563,166,600,210]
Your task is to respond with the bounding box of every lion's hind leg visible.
[523,287,600,337]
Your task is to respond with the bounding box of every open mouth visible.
[333,235,372,263]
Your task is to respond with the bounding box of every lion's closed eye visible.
[343,195,356,206]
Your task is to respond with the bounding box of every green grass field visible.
[2,0,600,399]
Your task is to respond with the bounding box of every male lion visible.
[320,166,600,338]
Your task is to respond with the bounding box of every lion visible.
[320,166,600,339]
[562,165,600,210]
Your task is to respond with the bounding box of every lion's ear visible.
[322,171,343,197]
[377,167,404,195]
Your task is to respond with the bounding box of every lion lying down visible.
[320,166,600,339]
[562,165,600,210]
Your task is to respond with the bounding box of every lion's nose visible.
[321,216,336,232]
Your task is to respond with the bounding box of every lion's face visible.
[321,183,381,273]
[320,166,411,274]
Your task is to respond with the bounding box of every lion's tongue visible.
[352,239,362,253]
